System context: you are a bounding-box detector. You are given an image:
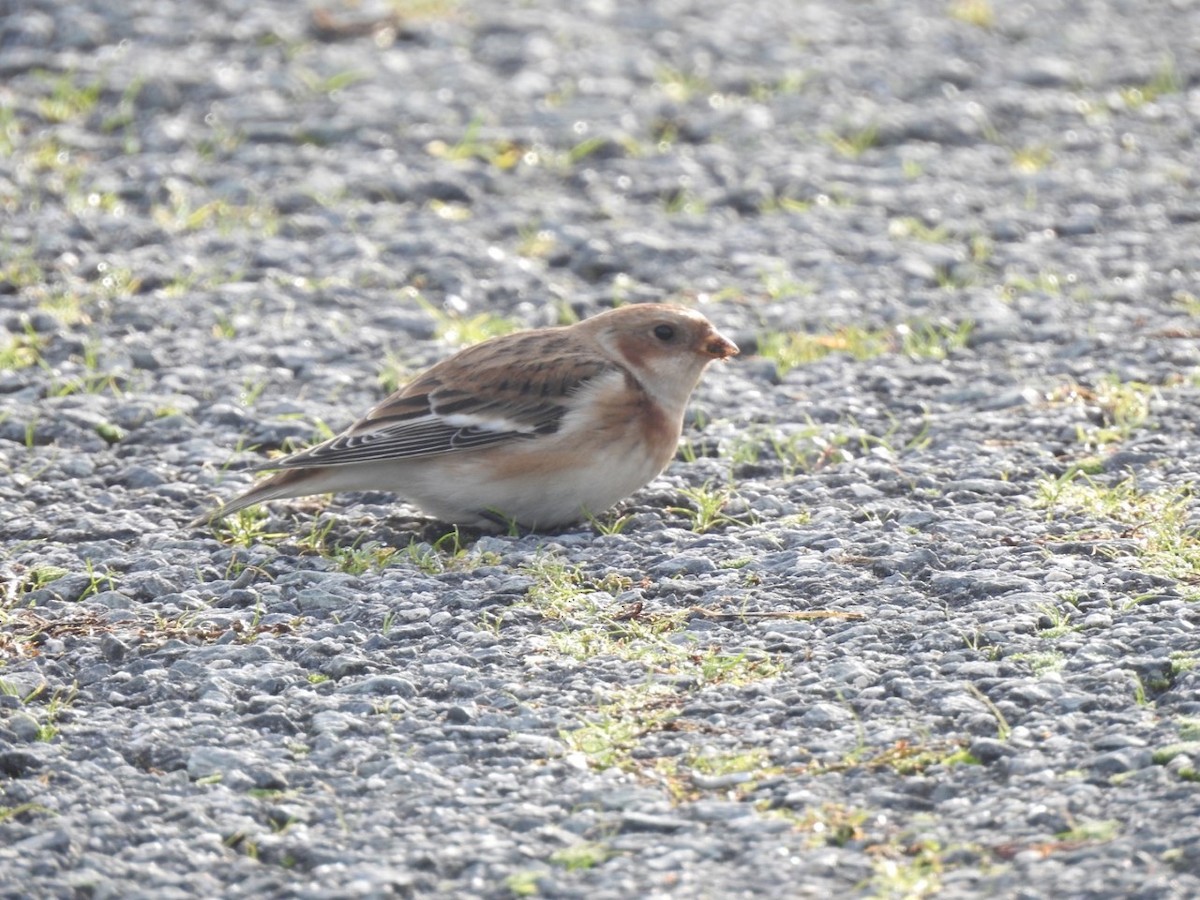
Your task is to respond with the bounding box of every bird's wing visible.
[257,341,619,470]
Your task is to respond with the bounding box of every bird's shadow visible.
[282,494,609,561]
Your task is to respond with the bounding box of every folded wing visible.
[257,339,617,471]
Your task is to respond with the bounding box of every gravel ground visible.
[3,0,1200,897]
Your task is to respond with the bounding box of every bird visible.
[191,303,738,531]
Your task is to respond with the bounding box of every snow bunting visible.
[192,303,738,531]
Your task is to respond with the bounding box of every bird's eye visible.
[653,324,675,341]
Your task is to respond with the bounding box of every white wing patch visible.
[439,411,538,433]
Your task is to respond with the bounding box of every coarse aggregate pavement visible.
[2,0,1200,897]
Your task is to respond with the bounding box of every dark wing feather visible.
[257,335,617,471]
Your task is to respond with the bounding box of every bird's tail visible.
[188,468,339,528]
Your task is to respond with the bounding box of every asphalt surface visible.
[2,0,1200,897]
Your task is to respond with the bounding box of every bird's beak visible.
[705,332,739,360]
